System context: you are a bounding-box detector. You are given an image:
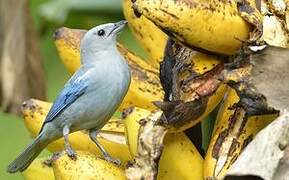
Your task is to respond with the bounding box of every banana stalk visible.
[21,99,131,165]
[123,107,203,180]
[122,0,168,68]
[52,151,126,180]
[204,88,279,179]
[54,27,163,110]
[132,0,262,55]
[22,157,54,180]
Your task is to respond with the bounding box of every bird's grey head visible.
[80,20,127,56]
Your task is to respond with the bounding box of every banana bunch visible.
[54,27,163,110]
[54,26,226,132]
[16,0,289,179]
[204,88,278,179]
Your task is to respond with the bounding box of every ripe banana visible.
[123,107,203,180]
[132,0,262,55]
[122,0,168,68]
[21,99,132,165]
[52,151,126,180]
[54,27,163,110]
[22,157,54,180]
[53,27,85,74]
[204,88,278,179]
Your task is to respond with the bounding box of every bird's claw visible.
[66,147,77,160]
[104,156,121,166]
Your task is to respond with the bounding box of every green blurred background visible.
[1,0,146,179]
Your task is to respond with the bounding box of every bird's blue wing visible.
[39,70,89,133]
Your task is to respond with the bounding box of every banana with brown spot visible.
[132,0,262,55]
[123,0,168,68]
[204,88,278,179]
[52,151,126,180]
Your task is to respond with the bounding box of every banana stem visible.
[126,112,167,180]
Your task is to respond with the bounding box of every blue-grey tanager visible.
[7,20,131,173]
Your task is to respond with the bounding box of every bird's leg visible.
[63,125,77,160]
[89,129,121,165]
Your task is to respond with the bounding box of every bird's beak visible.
[108,20,127,36]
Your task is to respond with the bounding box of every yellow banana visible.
[123,107,203,180]
[54,27,163,110]
[53,27,84,74]
[122,0,168,68]
[52,151,126,180]
[132,0,262,55]
[22,157,54,180]
[21,99,131,165]
[204,88,278,179]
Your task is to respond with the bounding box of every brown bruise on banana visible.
[211,107,248,177]
[211,89,278,177]
[158,40,224,130]
[179,64,224,102]
[21,99,47,135]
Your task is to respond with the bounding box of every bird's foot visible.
[66,146,77,160]
[104,155,121,166]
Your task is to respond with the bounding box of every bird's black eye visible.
[97,29,105,36]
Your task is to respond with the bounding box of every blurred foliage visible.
[1,0,145,179]
[38,0,122,23]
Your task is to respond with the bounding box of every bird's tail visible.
[7,133,48,173]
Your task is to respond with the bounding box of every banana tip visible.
[53,27,65,40]
[21,99,37,112]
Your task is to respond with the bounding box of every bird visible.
[7,20,131,173]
